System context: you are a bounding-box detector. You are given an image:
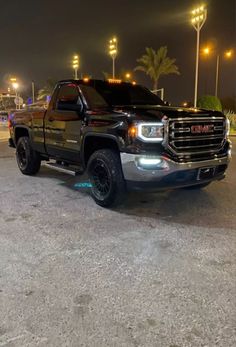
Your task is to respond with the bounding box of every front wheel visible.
[87,149,126,207]
[16,136,41,175]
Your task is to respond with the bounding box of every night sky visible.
[0,0,235,105]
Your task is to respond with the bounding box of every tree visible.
[37,79,57,100]
[221,96,236,113]
[197,95,222,111]
[0,97,15,110]
[135,46,180,91]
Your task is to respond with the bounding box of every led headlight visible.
[137,122,164,142]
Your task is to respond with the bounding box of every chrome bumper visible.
[120,153,231,183]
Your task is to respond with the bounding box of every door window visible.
[56,84,82,109]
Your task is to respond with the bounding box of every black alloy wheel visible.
[87,149,126,207]
[16,136,41,175]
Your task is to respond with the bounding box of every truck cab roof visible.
[57,79,165,107]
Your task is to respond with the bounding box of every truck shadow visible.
[115,182,234,230]
[37,167,234,230]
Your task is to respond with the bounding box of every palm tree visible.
[37,78,57,100]
[135,46,180,91]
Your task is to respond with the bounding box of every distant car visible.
[0,111,9,124]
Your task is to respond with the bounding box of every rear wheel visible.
[16,136,41,175]
[87,149,126,207]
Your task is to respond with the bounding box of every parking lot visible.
[0,132,235,347]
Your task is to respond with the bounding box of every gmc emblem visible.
[191,124,214,134]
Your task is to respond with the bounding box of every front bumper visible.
[120,152,231,190]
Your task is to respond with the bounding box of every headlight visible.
[226,118,230,137]
[137,122,164,142]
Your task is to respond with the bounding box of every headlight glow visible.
[138,122,164,142]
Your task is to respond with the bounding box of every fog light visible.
[139,158,162,166]
[136,156,169,170]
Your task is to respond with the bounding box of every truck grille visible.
[168,117,226,155]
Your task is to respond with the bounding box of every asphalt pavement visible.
[0,138,235,347]
[0,124,9,142]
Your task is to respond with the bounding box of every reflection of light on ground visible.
[74,182,93,188]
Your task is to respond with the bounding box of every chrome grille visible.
[168,117,226,155]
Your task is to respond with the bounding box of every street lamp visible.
[202,47,233,97]
[125,72,131,81]
[12,82,19,94]
[203,47,210,55]
[191,5,207,107]
[72,54,79,79]
[109,37,118,79]
[225,50,233,58]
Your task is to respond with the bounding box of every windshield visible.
[79,85,108,109]
[96,83,164,106]
[79,81,164,108]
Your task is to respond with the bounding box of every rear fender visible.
[14,125,32,145]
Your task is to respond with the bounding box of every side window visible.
[56,84,82,109]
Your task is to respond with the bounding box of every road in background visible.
[0,138,235,347]
[0,124,9,142]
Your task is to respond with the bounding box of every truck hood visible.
[114,105,224,122]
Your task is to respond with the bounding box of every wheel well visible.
[83,136,119,165]
[15,128,29,144]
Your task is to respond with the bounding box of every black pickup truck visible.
[9,79,231,206]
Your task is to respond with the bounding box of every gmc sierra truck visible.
[9,79,231,207]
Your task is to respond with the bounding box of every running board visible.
[43,162,82,176]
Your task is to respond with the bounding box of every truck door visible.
[44,82,83,163]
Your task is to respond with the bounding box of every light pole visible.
[32,81,35,104]
[12,83,19,110]
[215,54,220,97]
[215,50,233,98]
[10,78,19,110]
[109,37,118,79]
[151,88,165,100]
[202,47,233,97]
[72,54,79,79]
[191,5,207,108]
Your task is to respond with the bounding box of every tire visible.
[16,136,41,175]
[87,149,126,207]
[183,182,211,190]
